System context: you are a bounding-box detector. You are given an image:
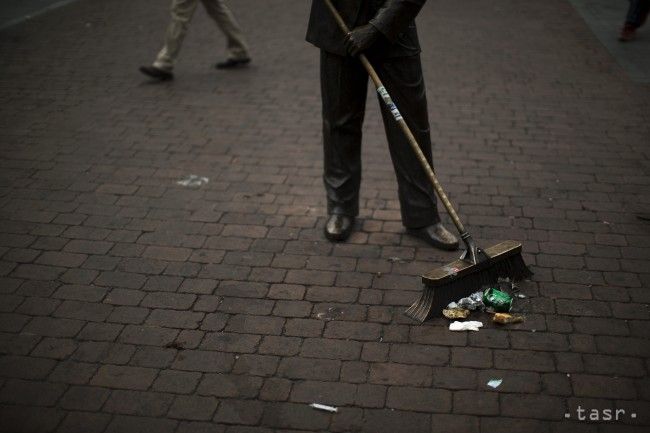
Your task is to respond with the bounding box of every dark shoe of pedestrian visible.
[407,222,459,251]
[619,24,636,42]
[324,214,354,242]
[215,57,251,69]
[139,66,173,80]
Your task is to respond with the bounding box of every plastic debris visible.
[516,293,526,299]
[487,378,503,389]
[309,403,338,413]
[493,313,525,324]
[177,174,209,187]
[449,321,483,331]
[457,291,485,311]
[443,308,470,319]
[316,307,344,321]
[483,287,513,312]
[387,256,408,263]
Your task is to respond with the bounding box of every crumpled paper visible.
[449,320,483,331]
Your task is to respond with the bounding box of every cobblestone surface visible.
[0,0,649,432]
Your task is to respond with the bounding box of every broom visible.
[323,0,533,322]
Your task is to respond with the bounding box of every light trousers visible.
[154,0,249,71]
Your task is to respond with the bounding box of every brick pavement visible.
[0,0,649,432]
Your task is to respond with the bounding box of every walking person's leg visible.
[154,0,201,70]
[140,0,200,79]
[201,0,251,68]
[374,54,458,250]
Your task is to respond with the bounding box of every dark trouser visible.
[625,0,650,28]
[320,50,440,228]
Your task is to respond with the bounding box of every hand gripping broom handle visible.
[323,0,483,261]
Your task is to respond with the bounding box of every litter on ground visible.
[309,403,338,413]
[449,321,483,331]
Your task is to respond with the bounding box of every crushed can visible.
[492,313,524,324]
[483,287,513,312]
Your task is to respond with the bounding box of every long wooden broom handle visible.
[323,0,467,236]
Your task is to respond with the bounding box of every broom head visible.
[405,240,532,322]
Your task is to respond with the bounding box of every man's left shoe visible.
[407,222,459,251]
[139,66,173,80]
[215,57,251,69]
[324,214,354,242]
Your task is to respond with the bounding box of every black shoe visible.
[215,57,251,69]
[407,222,459,251]
[324,214,354,242]
[139,66,173,80]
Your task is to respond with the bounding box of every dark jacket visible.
[306,0,426,58]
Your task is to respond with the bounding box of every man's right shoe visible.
[139,66,173,80]
[324,214,354,242]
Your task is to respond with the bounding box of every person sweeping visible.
[311,0,532,322]
[306,0,458,250]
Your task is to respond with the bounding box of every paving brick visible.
[152,370,201,394]
[168,395,218,421]
[258,335,301,356]
[369,363,432,387]
[146,309,204,329]
[120,325,179,346]
[72,341,135,365]
[226,314,285,335]
[0,378,67,406]
[324,321,381,341]
[54,299,113,322]
[49,360,99,385]
[261,402,331,430]
[233,354,279,376]
[500,394,567,420]
[386,386,452,413]
[290,380,356,405]
[259,377,292,401]
[278,357,340,381]
[53,284,107,302]
[23,316,84,337]
[197,373,263,398]
[172,350,235,373]
[105,415,177,433]
[57,411,112,433]
[267,284,305,300]
[201,332,260,353]
[494,349,556,372]
[301,337,362,360]
[59,386,110,411]
[453,390,499,415]
[141,292,196,310]
[361,408,430,433]
[131,346,177,368]
[31,337,78,359]
[103,389,174,416]
[571,374,637,399]
[95,271,146,289]
[90,365,158,390]
[0,405,64,433]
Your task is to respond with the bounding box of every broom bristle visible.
[405,252,532,322]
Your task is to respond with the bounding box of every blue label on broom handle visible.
[377,86,403,121]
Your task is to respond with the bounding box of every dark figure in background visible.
[620,0,650,41]
[306,0,458,250]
